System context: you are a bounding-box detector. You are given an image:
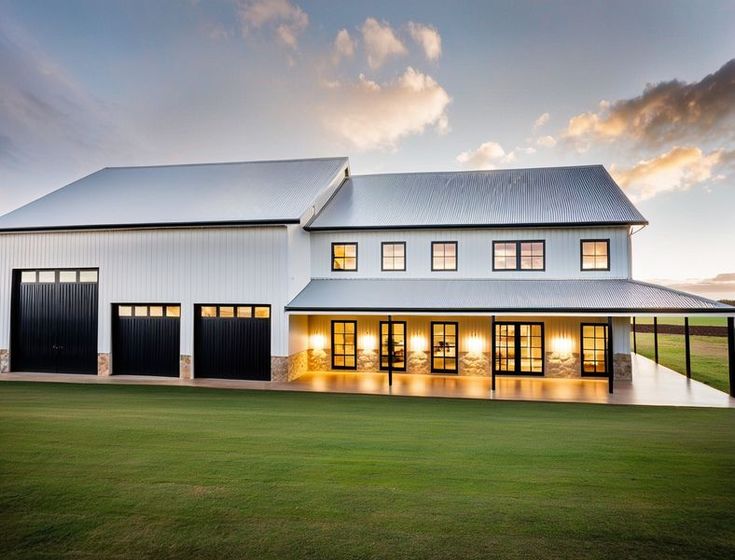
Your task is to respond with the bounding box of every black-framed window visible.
[431,321,458,373]
[381,242,406,271]
[331,320,357,369]
[581,323,608,376]
[380,321,406,371]
[492,241,545,271]
[581,239,610,271]
[431,241,457,271]
[332,243,358,271]
[494,322,544,375]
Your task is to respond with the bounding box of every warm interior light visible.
[410,335,426,352]
[467,335,483,354]
[311,334,326,351]
[551,336,573,355]
[361,334,376,352]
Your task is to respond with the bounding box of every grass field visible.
[634,316,727,327]
[1,382,735,560]
[633,332,730,393]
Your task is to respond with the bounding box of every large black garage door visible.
[194,304,271,380]
[112,304,180,376]
[11,269,99,374]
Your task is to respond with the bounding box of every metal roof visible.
[308,165,647,230]
[0,157,348,231]
[286,279,734,314]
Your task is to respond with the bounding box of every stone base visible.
[288,350,308,381]
[97,353,111,376]
[0,349,9,373]
[271,356,288,382]
[614,353,632,380]
[459,351,490,376]
[546,352,581,378]
[308,348,330,371]
[407,350,430,375]
[357,349,379,371]
[180,355,192,380]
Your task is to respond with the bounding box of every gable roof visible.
[308,165,647,230]
[0,157,348,232]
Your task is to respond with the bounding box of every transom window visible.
[331,320,357,369]
[381,242,406,271]
[493,241,545,271]
[199,305,269,319]
[431,242,457,271]
[431,322,458,373]
[581,240,610,271]
[332,243,358,271]
[581,323,608,375]
[20,269,98,283]
[380,321,406,371]
[494,322,544,375]
[118,304,180,318]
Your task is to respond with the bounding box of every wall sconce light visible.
[410,335,427,352]
[467,335,483,354]
[551,336,573,356]
[361,334,376,352]
[311,334,325,351]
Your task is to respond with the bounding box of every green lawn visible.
[633,332,730,393]
[634,316,727,327]
[1,383,735,559]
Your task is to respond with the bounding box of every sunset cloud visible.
[535,135,557,148]
[237,0,308,49]
[456,141,516,170]
[323,67,450,150]
[407,22,441,61]
[331,28,355,64]
[656,273,735,300]
[361,18,407,69]
[533,112,550,130]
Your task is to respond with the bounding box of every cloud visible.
[563,58,735,148]
[456,141,517,170]
[610,146,734,201]
[654,273,735,300]
[407,22,441,61]
[536,135,557,148]
[237,0,308,49]
[322,67,450,150]
[533,112,550,130]
[331,28,355,64]
[361,18,407,69]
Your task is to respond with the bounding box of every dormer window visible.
[332,243,358,271]
[581,240,610,271]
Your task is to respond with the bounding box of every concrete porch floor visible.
[1,354,733,408]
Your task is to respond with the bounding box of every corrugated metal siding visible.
[287,279,733,312]
[309,166,647,229]
[0,227,290,355]
[311,227,631,279]
[0,158,348,230]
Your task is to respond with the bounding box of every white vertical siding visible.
[310,227,631,279]
[0,227,290,356]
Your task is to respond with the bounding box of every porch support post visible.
[387,314,393,387]
[684,317,691,379]
[728,317,735,398]
[607,316,614,394]
[653,317,659,364]
[490,315,496,392]
[632,317,637,354]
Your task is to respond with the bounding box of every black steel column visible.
[387,314,393,387]
[684,317,691,379]
[632,317,637,353]
[728,317,734,398]
[490,315,496,392]
[607,316,614,394]
[653,317,659,364]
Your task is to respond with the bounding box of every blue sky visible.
[1,0,734,296]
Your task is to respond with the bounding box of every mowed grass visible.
[1,383,735,560]
[634,316,727,327]
[633,332,730,393]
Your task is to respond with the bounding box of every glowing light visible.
[467,335,483,354]
[551,336,573,356]
[361,334,376,352]
[410,335,427,352]
[311,334,326,351]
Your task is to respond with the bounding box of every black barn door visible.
[194,305,271,380]
[11,269,98,374]
[112,304,180,376]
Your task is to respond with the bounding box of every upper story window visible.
[431,241,457,271]
[381,242,406,271]
[581,239,610,271]
[332,242,357,271]
[493,241,545,271]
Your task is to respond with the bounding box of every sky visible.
[1,0,734,298]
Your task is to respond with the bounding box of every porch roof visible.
[286,279,735,315]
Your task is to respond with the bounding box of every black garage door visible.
[194,304,271,380]
[11,269,99,374]
[112,304,180,376]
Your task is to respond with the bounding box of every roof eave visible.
[305,220,650,232]
[0,218,301,234]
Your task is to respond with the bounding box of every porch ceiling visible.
[286,279,735,315]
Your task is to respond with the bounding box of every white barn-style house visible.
[0,157,733,395]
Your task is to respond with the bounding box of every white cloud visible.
[536,135,557,148]
[610,146,730,201]
[407,22,441,61]
[331,29,355,64]
[361,18,407,69]
[322,67,450,151]
[237,0,308,49]
[456,141,517,170]
[533,112,550,130]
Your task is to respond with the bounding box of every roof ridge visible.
[350,164,605,179]
[104,156,349,171]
